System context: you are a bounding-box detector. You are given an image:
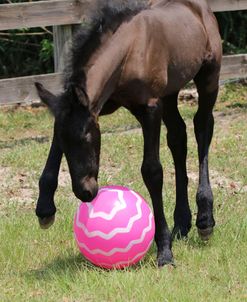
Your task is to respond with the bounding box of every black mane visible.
[64,0,148,89]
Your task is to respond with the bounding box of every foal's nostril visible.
[73,177,98,202]
[73,188,93,202]
[81,190,93,202]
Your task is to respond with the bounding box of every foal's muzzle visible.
[73,177,98,202]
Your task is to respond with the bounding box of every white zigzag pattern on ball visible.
[86,188,127,220]
[76,212,153,256]
[76,190,143,239]
[98,240,153,268]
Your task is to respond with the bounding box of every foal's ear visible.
[73,85,89,108]
[35,82,58,116]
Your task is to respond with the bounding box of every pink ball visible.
[73,185,155,269]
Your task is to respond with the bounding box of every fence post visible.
[53,25,73,72]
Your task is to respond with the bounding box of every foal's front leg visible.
[36,131,63,229]
[131,104,173,266]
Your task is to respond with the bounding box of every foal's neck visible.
[85,27,132,115]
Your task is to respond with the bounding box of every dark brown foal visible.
[35,0,222,266]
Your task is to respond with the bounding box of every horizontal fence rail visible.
[0,0,247,105]
[0,0,247,31]
[1,54,246,105]
[0,0,89,31]
[209,0,247,12]
[221,54,247,80]
[0,73,62,105]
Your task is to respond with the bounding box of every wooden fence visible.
[0,0,247,105]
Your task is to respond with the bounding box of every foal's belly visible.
[164,58,204,95]
[114,55,204,106]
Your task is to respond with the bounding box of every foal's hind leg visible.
[131,103,173,266]
[193,63,220,240]
[36,131,63,228]
[162,93,192,239]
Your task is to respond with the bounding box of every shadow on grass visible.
[25,237,213,282]
[24,253,96,281]
[23,233,214,282]
[0,126,141,151]
[226,102,247,109]
[172,228,213,250]
[185,236,212,249]
[24,248,157,281]
[0,136,49,149]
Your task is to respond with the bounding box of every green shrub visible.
[216,11,247,54]
[0,27,54,79]
[0,0,54,79]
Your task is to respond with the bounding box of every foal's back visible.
[116,0,221,103]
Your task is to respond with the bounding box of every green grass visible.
[0,84,247,301]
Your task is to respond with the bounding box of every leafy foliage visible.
[0,0,54,79]
[0,27,54,79]
[216,11,247,54]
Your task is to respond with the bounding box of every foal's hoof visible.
[38,215,55,229]
[198,227,213,241]
[157,250,174,267]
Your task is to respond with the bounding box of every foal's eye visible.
[85,132,92,142]
[81,131,92,143]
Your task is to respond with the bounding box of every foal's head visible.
[35,82,100,202]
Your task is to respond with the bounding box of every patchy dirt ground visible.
[187,170,247,193]
[0,108,246,215]
[0,167,34,213]
[1,81,246,214]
